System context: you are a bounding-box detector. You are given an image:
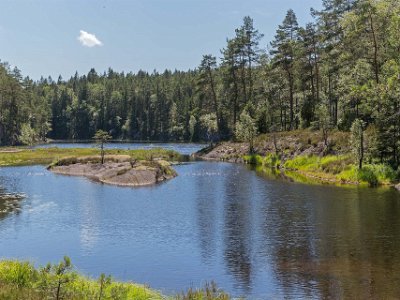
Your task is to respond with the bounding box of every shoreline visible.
[194,141,399,190]
[0,142,398,189]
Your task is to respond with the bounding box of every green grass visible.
[0,258,232,300]
[0,258,163,300]
[245,152,397,187]
[243,154,264,165]
[176,282,231,300]
[337,164,397,186]
[243,153,281,168]
[0,147,184,167]
[284,154,397,186]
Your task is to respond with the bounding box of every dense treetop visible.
[1,0,399,167]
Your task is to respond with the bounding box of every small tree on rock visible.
[93,130,112,164]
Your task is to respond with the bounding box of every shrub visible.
[243,154,263,165]
[364,164,396,184]
[0,260,36,288]
[338,164,396,186]
[358,167,378,187]
[263,153,281,168]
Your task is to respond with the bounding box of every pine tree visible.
[270,9,299,130]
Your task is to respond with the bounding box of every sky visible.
[0,0,323,80]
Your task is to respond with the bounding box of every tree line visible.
[0,0,400,167]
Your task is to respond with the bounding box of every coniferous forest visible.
[1,0,400,167]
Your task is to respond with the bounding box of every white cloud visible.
[78,30,103,47]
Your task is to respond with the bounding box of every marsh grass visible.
[0,147,183,167]
[176,282,231,300]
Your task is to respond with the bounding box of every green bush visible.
[0,261,36,288]
[263,153,281,168]
[362,164,396,185]
[338,164,396,186]
[358,167,379,187]
[243,154,263,165]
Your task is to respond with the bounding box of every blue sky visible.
[0,0,322,80]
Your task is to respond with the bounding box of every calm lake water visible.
[1,143,400,299]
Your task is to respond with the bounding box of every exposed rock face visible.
[49,159,176,187]
[195,131,351,163]
[194,143,248,163]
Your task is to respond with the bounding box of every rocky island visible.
[48,155,177,187]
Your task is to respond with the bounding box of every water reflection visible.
[194,164,218,263]
[78,181,101,254]
[192,163,400,298]
[262,185,400,299]
[222,164,253,292]
[0,161,400,298]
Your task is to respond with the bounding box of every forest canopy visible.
[1,0,400,167]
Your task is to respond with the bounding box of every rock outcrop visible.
[195,131,351,163]
[49,156,177,187]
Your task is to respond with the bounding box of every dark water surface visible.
[1,144,400,299]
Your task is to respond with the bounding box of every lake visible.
[1,143,400,299]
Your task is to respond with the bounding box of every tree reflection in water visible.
[261,181,400,299]
[222,164,253,293]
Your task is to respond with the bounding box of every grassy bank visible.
[244,153,397,187]
[0,258,231,300]
[0,147,183,167]
[0,257,162,300]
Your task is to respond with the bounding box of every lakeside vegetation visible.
[0,258,231,300]
[197,128,399,187]
[0,257,162,300]
[0,147,183,167]
[244,153,397,187]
